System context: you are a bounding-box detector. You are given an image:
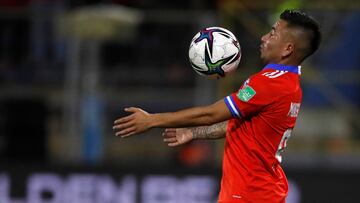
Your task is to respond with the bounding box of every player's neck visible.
[272,58,301,66]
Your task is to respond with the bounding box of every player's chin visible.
[259,53,268,64]
[259,49,264,57]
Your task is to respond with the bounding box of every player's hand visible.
[162,128,194,147]
[113,107,152,138]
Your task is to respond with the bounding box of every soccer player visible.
[113,9,321,203]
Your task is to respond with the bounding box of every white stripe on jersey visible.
[262,70,288,78]
[262,70,279,77]
[226,96,240,118]
[268,70,288,78]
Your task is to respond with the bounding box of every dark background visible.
[0,0,359,202]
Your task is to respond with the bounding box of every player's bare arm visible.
[113,100,232,138]
[162,121,228,147]
[191,121,228,139]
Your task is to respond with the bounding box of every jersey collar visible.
[263,63,301,75]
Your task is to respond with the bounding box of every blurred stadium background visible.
[0,0,359,202]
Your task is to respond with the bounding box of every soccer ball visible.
[188,27,241,78]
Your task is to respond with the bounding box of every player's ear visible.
[281,42,294,58]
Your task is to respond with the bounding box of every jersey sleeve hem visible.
[224,96,243,118]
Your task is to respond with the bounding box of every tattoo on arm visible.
[191,121,228,140]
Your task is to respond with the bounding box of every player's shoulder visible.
[255,68,293,80]
[248,69,299,94]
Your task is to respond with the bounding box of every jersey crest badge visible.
[237,85,256,102]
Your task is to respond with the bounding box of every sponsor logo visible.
[288,102,301,117]
[237,85,256,102]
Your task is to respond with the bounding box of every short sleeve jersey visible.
[219,64,302,203]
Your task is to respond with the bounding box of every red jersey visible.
[220,63,302,203]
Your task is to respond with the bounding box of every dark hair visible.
[280,9,321,59]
